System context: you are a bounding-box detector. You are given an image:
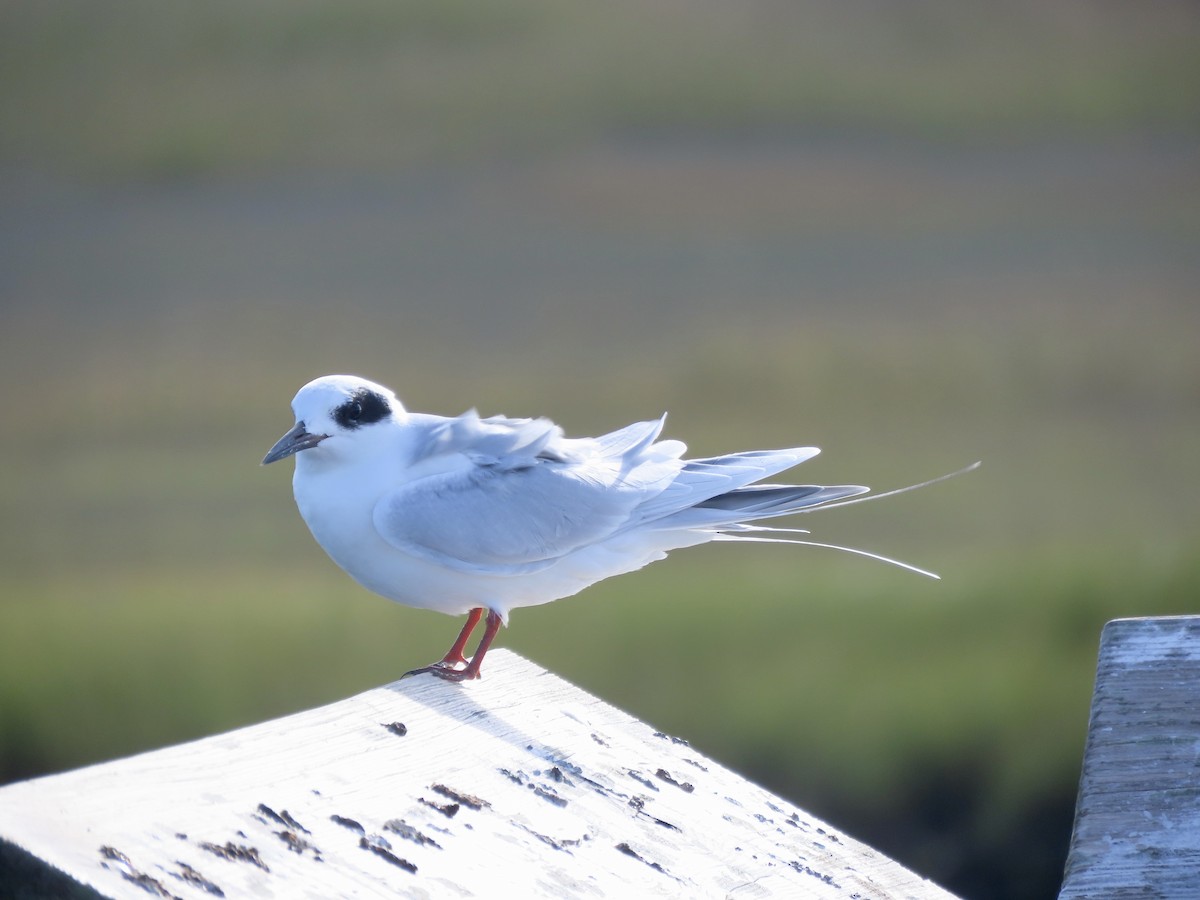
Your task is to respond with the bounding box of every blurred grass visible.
[2,265,1197,898]
[2,319,1196,807]
[2,0,1199,177]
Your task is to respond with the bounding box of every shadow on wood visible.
[0,650,955,899]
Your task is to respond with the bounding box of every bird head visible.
[262,374,404,466]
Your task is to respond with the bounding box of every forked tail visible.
[710,461,981,579]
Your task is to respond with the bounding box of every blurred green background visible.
[2,2,1198,897]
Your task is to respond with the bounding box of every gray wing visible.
[376,409,854,575]
[374,412,684,575]
[373,462,668,575]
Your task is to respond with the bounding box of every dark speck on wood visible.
[628,796,681,832]
[384,819,442,849]
[100,846,128,863]
[330,814,365,835]
[199,841,269,872]
[655,769,695,793]
[418,797,460,818]
[359,835,417,873]
[615,842,672,877]
[172,861,225,897]
[653,731,690,746]
[499,768,569,807]
[382,721,408,737]
[255,804,284,826]
[255,804,310,834]
[100,847,182,898]
[626,770,660,792]
[789,860,840,888]
[533,784,567,807]
[519,824,587,852]
[431,783,489,810]
[276,830,321,859]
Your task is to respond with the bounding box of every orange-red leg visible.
[439,607,485,668]
[405,608,502,682]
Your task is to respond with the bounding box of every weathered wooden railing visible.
[3,618,1198,898]
[0,649,953,899]
[1058,615,1200,899]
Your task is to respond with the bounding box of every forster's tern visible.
[263,374,970,682]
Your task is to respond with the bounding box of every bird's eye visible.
[334,389,389,429]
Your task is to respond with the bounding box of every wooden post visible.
[1059,616,1200,899]
[0,650,956,899]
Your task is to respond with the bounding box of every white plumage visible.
[263,374,957,681]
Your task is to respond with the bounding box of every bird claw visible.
[402,608,500,681]
[402,661,480,682]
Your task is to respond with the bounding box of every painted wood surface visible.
[0,649,956,899]
[1059,616,1200,899]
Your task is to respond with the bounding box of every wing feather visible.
[629,448,821,524]
[374,428,683,575]
[375,412,846,576]
[408,409,572,469]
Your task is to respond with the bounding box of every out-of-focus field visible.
[1,3,1198,898]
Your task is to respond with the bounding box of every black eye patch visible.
[333,389,391,429]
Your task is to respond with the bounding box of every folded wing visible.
[374,414,684,575]
[374,412,865,576]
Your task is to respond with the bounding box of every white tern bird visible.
[263,374,970,682]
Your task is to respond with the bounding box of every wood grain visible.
[1060,616,1200,899]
